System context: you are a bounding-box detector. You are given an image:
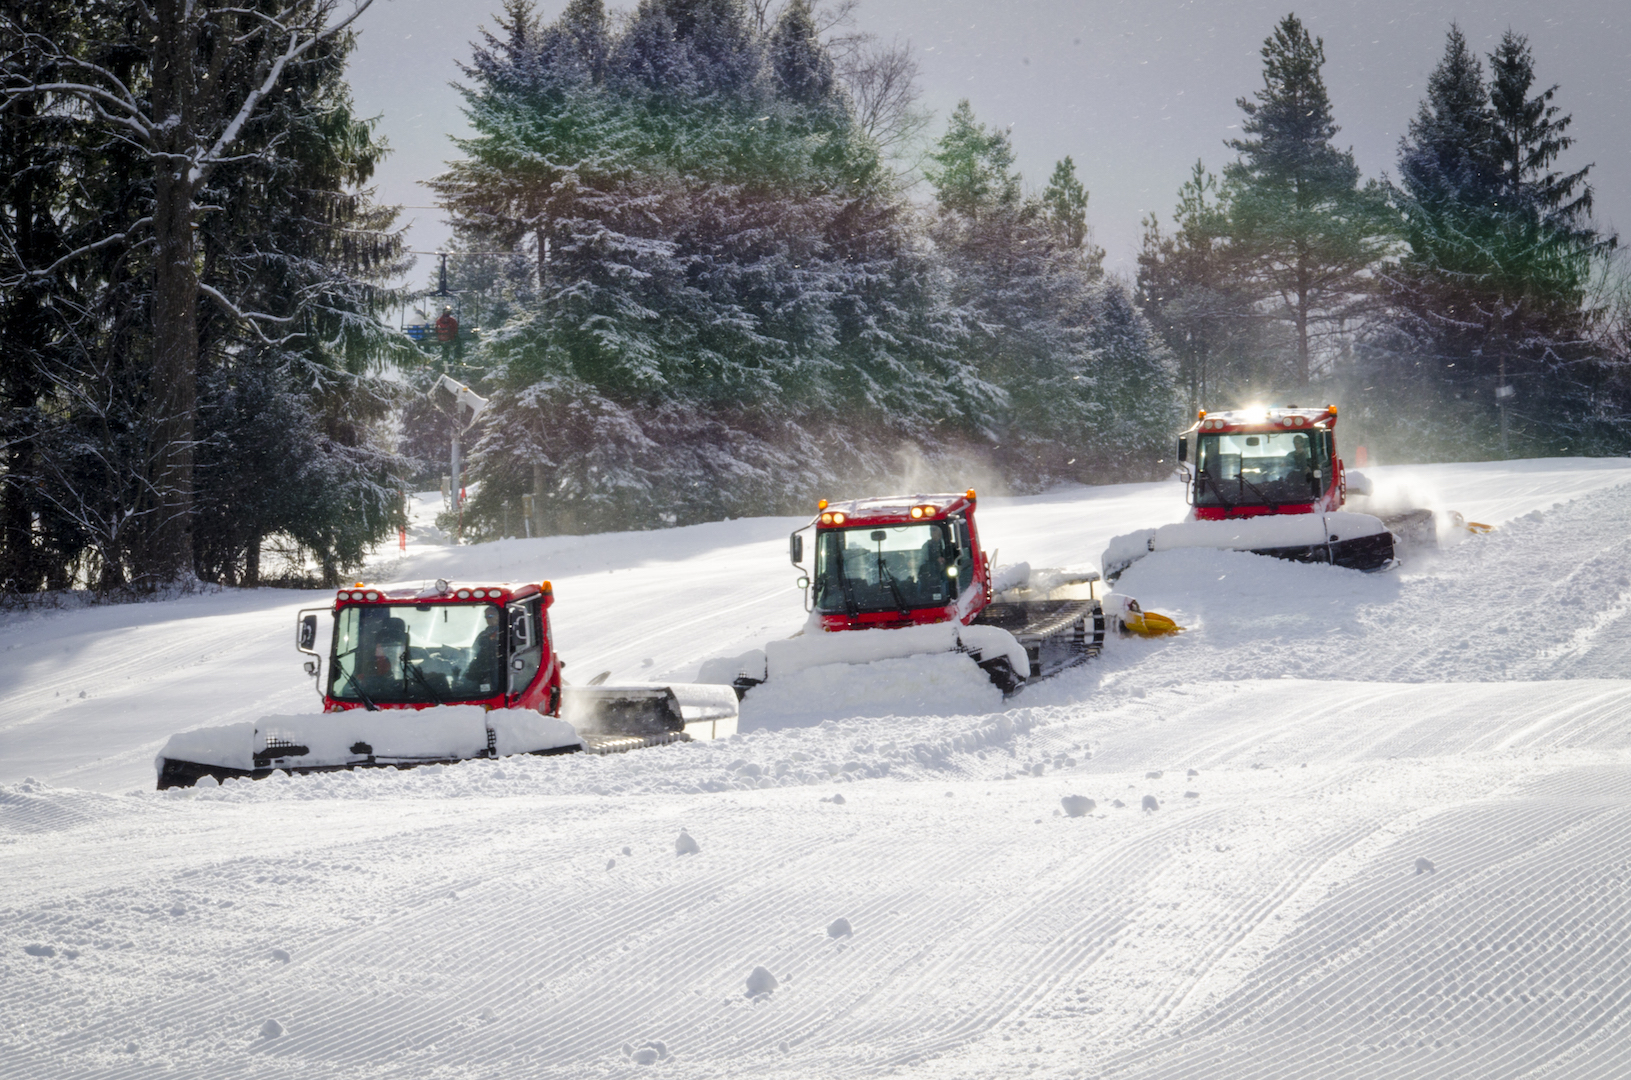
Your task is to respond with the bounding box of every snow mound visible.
[624,1040,668,1064]
[674,829,700,856]
[827,917,853,938]
[1061,795,1095,817]
[745,966,778,996]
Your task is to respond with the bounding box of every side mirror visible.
[508,604,533,650]
[297,613,319,654]
[790,532,804,565]
[1176,436,1188,463]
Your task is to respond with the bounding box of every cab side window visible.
[508,598,544,696]
[953,519,975,591]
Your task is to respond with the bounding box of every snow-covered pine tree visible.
[928,101,1175,487]
[1080,280,1181,477]
[1222,14,1393,388]
[0,1,85,592]
[1366,25,1622,459]
[1,0,407,591]
[190,37,410,586]
[2,0,385,585]
[442,0,979,535]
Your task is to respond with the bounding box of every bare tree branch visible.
[836,35,929,155]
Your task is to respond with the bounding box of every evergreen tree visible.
[439,0,984,536]
[1040,156,1104,268]
[190,28,410,585]
[1083,280,1182,474]
[1137,161,1278,411]
[1486,30,1610,309]
[768,1,835,111]
[929,101,1176,486]
[1223,13,1393,386]
[0,0,407,591]
[1368,25,1621,458]
[0,0,83,590]
[926,100,1020,220]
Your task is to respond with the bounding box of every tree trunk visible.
[1295,289,1310,386]
[244,531,261,587]
[0,98,43,592]
[144,0,200,585]
[532,461,548,536]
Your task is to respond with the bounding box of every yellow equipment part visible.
[1123,607,1182,637]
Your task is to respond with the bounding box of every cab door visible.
[506,598,545,700]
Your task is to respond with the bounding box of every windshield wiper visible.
[1198,470,1235,511]
[333,648,380,712]
[1234,473,1280,512]
[404,656,449,704]
[877,558,911,617]
[836,562,860,617]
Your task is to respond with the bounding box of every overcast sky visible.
[345,0,1630,288]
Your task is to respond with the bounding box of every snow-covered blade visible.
[154,708,581,789]
[1103,511,1395,581]
[156,685,739,788]
[700,623,1032,698]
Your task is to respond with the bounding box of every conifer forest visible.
[2,2,1627,593]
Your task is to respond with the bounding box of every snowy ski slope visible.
[4,457,1631,1079]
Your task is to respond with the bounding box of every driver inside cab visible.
[461,605,502,696]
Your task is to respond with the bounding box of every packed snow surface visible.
[4,457,1631,1079]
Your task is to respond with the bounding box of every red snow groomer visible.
[1103,404,1396,580]
[154,578,737,789]
[713,490,1176,697]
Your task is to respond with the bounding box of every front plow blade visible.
[154,707,581,789]
[1104,511,1397,580]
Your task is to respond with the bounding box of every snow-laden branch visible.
[196,281,307,348]
[4,219,153,281]
[191,0,375,189]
